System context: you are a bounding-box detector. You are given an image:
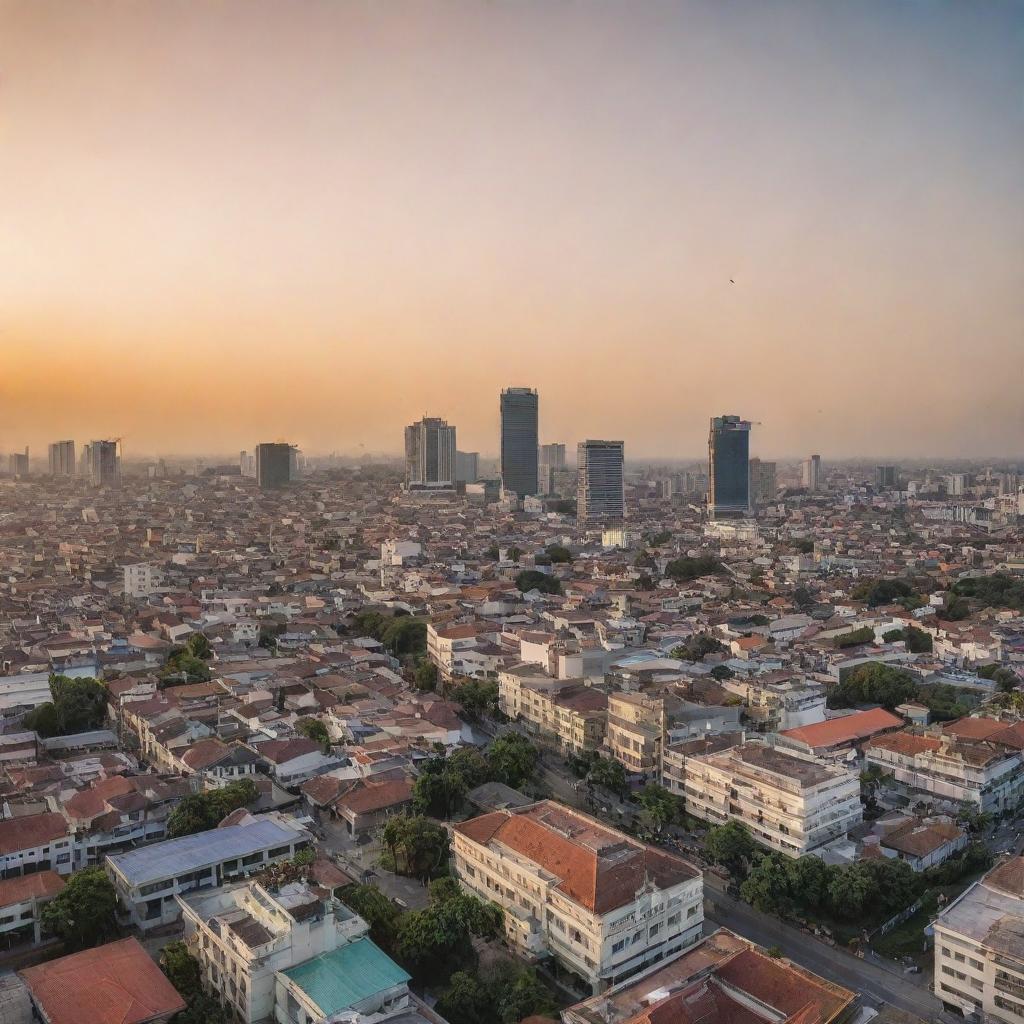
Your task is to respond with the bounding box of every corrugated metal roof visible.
[282,938,410,1014]
[107,818,302,885]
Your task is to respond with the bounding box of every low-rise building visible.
[934,855,1024,1020]
[562,926,857,1024]
[106,812,310,931]
[18,937,186,1024]
[0,812,73,880]
[605,692,663,776]
[682,741,862,856]
[0,870,64,945]
[451,800,703,993]
[775,706,904,760]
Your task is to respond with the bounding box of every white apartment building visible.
[451,800,703,993]
[721,676,826,732]
[123,562,165,598]
[179,878,368,1023]
[865,731,1024,813]
[682,742,862,857]
[498,668,607,754]
[934,855,1024,1021]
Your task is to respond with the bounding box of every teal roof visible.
[281,938,410,1015]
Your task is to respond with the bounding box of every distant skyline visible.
[2,1,1022,458]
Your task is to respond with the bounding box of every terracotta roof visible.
[19,937,186,1024]
[335,777,413,815]
[252,737,320,764]
[0,869,65,908]
[866,732,942,756]
[454,801,699,914]
[0,812,68,855]
[881,821,964,858]
[779,708,902,749]
[944,717,1006,741]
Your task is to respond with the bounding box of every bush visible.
[665,556,723,582]
[515,570,561,595]
[834,626,876,649]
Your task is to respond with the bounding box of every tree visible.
[451,680,498,720]
[826,862,873,919]
[161,941,230,1024]
[710,664,734,681]
[827,663,918,711]
[952,573,1024,613]
[380,815,450,880]
[704,822,757,880]
[413,770,467,820]
[793,585,814,609]
[295,717,331,750]
[587,754,629,799]
[545,544,573,564]
[166,779,258,838]
[447,747,490,789]
[24,674,108,738]
[395,879,502,983]
[41,867,118,950]
[671,633,726,662]
[649,530,672,547]
[636,573,656,591]
[515,570,561,595]
[341,884,401,952]
[665,556,723,582]
[944,595,971,621]
[740,853,794,915]
[882,626,932,653]
[486,733,538,789]
[833,626,876,649]
[435,971,493,1024]
[380,617,428,656]
[638,784,683,831]
[186,633,212,660]
[851,577,917,608]
[160,646,212,685]
[414,658,439,692]
[634,549,656,570]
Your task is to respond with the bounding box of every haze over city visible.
[2,0,1022,458]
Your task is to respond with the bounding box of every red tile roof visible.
[19,937,186,1024]
[0,870,65,908]
[335,777,413,815]
[779,708,902,750]
[454,801,699,914]
[0,812,68,855]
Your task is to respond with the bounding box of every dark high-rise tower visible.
[577,440,625,524]
[708,415,751,518]
[500,387,539,497]
[88,440,120,487]
[255,443,292,489]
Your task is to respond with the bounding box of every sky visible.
[1,0,1022,460]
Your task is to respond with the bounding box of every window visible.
[649,923,660,939]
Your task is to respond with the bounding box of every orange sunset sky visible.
[1,0,1022,459]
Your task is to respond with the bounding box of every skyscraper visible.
[539,443,566,470]
[405,417,457,489]
[48,440,76,476]
[500,388,539,497]
[877,465,900,489]
[88,440,120,487]
[8,449,29,478]
[577,440,625,524]
[255,443,292,489]
[748,458,777,508]
[456,451,479,484]
[802,454,822,492]
[708,415,751,518]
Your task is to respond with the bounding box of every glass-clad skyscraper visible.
[500,388,539,497]
[708,415,751,518]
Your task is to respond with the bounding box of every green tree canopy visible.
[545,544,573,564]
[671,633,726,662]
[834,625,876,649]
[665,556,723,582]
[851,577,918,608]
[41,867,118,950]
[437,964,557,1024]
[295,717,331,750]
[515,570,562,595]
[340,884,402,952]
[952,573,1024,612]
[638,784,684,831]
[451,680,498,720]
[380,814,450,880]
[828,663,918,710]
[486,732,538,789]
[24,674,107,738]
[704,821,758,880]
[166,779,258,838]
[414,658,439,692]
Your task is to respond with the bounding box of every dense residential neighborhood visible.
[0,446,1023,1024]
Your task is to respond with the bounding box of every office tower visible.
[802,454,822,492]
[48,441,76,477]
[405,417,457,489]
[456,451,479,484]
[539,443,566,470]
[577,440,625,524]
[255,443,292,489]
[288,446,302,480]
[239,450,257,478]
[87,440,120,487]
[708,415,751,518]
[876,465,899,489]
[500,388,539,497]
[8,448,29,478]
[748,458,777,508]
